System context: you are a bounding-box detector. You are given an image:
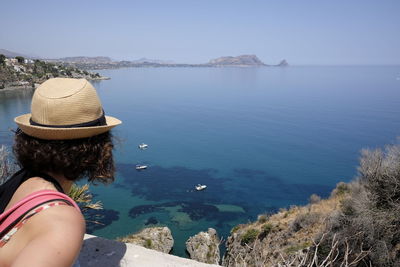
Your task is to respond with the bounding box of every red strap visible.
[0,190,80,234]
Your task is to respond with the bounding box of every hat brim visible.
[15,114,122,140]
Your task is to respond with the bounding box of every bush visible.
[290,212,321,232]
[0,145,17,184]
[258,223,273,241]
[241,229,259,245]
[323,144,400,266]
[15,56,24,63]
[257,214,268,223]
[0,54,5,66]
[309,194,321,204]
[331,182,350,197]
[144,239,152,249]
[230,225,241,234]
[262,223,273,235]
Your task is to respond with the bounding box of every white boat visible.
[136,164,148,170]
[138,143,149,150]
[195,184,207,191]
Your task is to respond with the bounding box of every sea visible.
[1,66,400,256]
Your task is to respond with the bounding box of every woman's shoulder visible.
[13,203,85,266]
[28,201,85,238]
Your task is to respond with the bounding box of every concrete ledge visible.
[79,234,221,267]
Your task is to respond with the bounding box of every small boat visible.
[195,184,207,191]
[138,143,149,150]
[136,164,148,170]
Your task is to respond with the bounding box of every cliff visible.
[186,228,220,264]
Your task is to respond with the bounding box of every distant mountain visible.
[208,55,266,66]
[131,58,175,64]
[0,48,31,58]
[54,56,113,64]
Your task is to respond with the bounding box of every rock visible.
[145,216,158,225]
[276,59,289,67]
[208,55,266,66]
[186,228,220,264]
[117,227,174,253]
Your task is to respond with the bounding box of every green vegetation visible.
[257,214,268,223]
[15,56,24,63]
[0,54,5,66]
[0,57,103,89]
[241,229,259,245]
[261,223,273,235]
[331,181,350,196]
[230,225,241,234]
[68,183,102,213]
[285,241,312,254]
[144,239,153,249]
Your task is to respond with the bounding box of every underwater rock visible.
[186,228,220,264]
[118,227,174,254]
[145,216,158,225]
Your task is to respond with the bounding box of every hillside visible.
[0,49,31,59]
[208,55,266,66]
[222,144,400,266]
[50,56,113,64]
[0,56,107,90]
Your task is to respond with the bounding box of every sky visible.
[0,0,399,65]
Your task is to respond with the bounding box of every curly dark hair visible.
[13,130,115,183]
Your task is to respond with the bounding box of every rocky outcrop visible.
[208,55,266,66]
[80,234,220,267]
[276,59,289,67]
[186,228,220,265]
[117,227,174,254]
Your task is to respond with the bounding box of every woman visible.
[0,78,121,266]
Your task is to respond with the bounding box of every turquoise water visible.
[1,66,400,256]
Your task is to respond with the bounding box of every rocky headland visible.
[186,228,220,265]
[47,54,288,70]
[208,55,266,66]
[116,226,174,254]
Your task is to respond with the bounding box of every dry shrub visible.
[0,145,17,184]
[290,212,321,233]
[309,194,321,204]
[322,144,400,266]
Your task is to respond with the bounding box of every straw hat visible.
[14,78,121,140]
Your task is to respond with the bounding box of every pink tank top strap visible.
[0,190,80,234]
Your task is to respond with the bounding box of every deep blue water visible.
[1,66,400,256]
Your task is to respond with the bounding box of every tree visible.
[0,54,5,66]
[15,56,25,64]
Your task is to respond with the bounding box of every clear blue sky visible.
[1,0,399,65]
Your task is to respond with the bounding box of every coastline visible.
[0,85,36,92]
[0,76,110,93]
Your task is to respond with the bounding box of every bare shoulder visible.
[12,204,85,267]
[34,203,85,233]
